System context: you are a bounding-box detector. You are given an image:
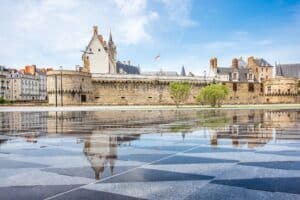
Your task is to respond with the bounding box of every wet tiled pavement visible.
[0,109,300,199]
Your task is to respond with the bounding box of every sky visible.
[0,0,300,75]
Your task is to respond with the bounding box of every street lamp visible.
[59,66,63,106]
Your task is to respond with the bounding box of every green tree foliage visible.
[0,97,5,104]
[169,82,192,107]
[197,84,229,107]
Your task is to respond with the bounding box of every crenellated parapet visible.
[91,74,212,85]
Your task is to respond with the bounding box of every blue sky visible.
[0,0,300,75]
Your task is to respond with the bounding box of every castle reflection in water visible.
[0,109,299,179]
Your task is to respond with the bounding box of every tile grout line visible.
[43,144,202,200]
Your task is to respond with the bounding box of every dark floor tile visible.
[0,158,48,169]
[100,168,214,183]
[211,177,300,194]
[256,150,300,157]
[239,161,300,170]
[54,188,146,200]
[43,166,136,180]
[118,153,171,163]
[0,184,82,200]
[153,155,238,165]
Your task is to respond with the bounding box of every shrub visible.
[169,82,192,107]
[197,84,229,107]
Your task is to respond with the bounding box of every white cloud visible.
[160,0,197,27]
[0,0,160,67]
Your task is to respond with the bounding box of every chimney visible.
[213,57,218,68]
[232,58,238,69]
[93,26,98,35]
[248,56,254,66]
[210,58,214,68]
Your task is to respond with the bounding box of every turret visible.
[232,58,238,69]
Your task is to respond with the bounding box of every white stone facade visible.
[82,26,117,74]
[0,66,10,100]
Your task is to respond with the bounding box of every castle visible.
[46,26,299,105]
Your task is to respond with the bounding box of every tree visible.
[197,84,229,107]
[0,97,5,104]
[169,82,192,107]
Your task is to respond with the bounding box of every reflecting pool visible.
[0,109,300,200]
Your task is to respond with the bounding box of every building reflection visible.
[0,109,299,180]
[206,110,299,148]
[84,134,117,180]
[83,132,141,180]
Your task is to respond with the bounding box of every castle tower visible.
[82,26,116,74]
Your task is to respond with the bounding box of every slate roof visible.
[181,66,186,76]
[116,61,140,75]
[217,67,250,81]
[254,58,273,67]
[276,64,300,79]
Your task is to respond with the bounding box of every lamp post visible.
[60,66,63,106]
[55,75,57,107]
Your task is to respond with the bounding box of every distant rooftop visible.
[276,64,300,79]
[254,58,273,67]
[141,70,178,77]
[116,61,140,75]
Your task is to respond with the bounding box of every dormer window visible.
[249,74,253,80]
[233,73,237,80]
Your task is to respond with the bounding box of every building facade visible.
[0,66,10,100]
[9,70,40,101]
[7,65,48,101]
[47,26,299,105]
[82,26,139,75]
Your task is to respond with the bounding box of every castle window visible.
[148,96,152,99]
[260,83,264,93]
[233,115,237,123]
[248,83,254,92]
[89,48,92,51]
[233,83,237,92]
[98,48,101,52]
[121,96,125,99]
[267,86,271,94]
